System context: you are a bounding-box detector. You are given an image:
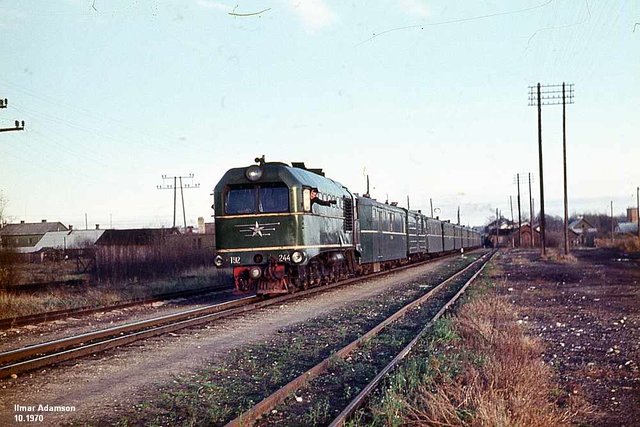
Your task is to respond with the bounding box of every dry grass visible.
[596,236,640,252]
[0,267,228,319]
[396,298,582,426]
[616,236,640,253]
[0,288,122,318]
[542,248,578,263]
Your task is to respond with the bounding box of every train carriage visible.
[442,222,455,251]
[453,224,464,250]
[355,197,407,271]
[426,217,444,253]
[406,210,428,260]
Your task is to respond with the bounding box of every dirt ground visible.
[494,248,640,426]
[1,249,637,426]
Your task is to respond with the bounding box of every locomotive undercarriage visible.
[234,250,357,296]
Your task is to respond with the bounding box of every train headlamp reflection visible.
[249,267,262,279]
[214,255,224,267]
[291,251,305,264]
[245,165,263,181]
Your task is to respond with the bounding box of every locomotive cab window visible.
[225,184,289,215]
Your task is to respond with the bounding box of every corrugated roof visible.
[616,222,639,234]
[0,222,68,236]
[95,228,179,245]
[35,229,105,250]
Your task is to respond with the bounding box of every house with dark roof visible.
[0,220,68,251]
[569,217,597,247]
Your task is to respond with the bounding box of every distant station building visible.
[484,218,539,248]
[0,220,67,252]
[615,208,639,236]
[485,217,515,247]
[517,223,534,247]
[569,217,597,247]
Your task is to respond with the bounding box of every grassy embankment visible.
[355,262,583,426]
[0,266,228,319]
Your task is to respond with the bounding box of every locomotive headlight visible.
[249,266,262,279]
[291,250,305,264]
[214,255,224,267]
[245,165,263,181]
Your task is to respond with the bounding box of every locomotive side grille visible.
[343,196,354,232]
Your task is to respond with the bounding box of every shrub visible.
[0,248,20,288]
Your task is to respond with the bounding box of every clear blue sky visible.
[1,0,638,228]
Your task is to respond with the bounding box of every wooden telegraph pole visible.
[517,173,522,247]
[157,174,200,229]
[528,82,574,256]
[529,173,535,247]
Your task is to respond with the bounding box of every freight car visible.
[213,158,481,295]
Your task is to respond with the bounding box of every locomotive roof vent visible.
[292,162,325,177]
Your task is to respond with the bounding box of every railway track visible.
[0,250,483,380]
[0,284,234,330]
[225,250,496,427]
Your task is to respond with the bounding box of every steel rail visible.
[329,250,498,427]
[0,249,484,379]
[224,250,494,427]
[0,295,259,374]
[0,285,234,330]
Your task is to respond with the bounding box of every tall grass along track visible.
[0,284,233,330]
[0,251,479,379]
[225,250,496,427]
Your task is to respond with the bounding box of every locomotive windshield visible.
[225,184,289,214]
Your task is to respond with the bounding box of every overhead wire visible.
[0,79,186,156]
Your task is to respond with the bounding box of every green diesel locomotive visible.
[213,157,357,294]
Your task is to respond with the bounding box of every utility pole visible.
[611,200,614,243]
[561,83,572,255]
[457,206,460,225]
[157,174,200,229]
[517,173,522,248]
[530,83,546,256]
[495,208,499,248]
[430,198,433,218]
[529,82,574,256]
[0,98,26,133]
[510,196,514,224]
[528,173,534,247]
